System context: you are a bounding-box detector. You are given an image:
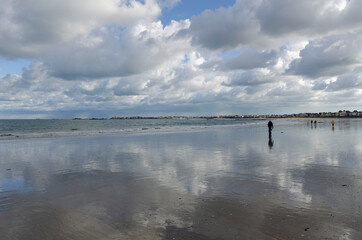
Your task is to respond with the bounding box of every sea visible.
[0,118,303,139]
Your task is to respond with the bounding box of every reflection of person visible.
[268,133,274,149]
[268,120,274,133]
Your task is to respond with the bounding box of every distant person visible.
[331,120,335,127]
[268,120,274,134]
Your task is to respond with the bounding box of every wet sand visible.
[1,119,362,239]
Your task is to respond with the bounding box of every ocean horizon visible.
[0,118,304,140]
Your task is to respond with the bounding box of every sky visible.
[0,0,362,119]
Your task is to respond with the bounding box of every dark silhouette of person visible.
[314,120,317,128]
[268,120,274,134]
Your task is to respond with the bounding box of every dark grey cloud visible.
[190,0,362,51]
[287,32,362,78]
[312,80,328,91]
[223,70,275,87]
[189,1,260,50]
[326,74,362,92]
[255,0,362,36]
[311,74,362,92]
[220,49,277,71]
[256,0,317,36]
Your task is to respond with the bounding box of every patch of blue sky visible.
[218,50,241,59]
[199,50,241,65]
[160,0,236,25]
[0,57,31,76]
[182,54,188,64]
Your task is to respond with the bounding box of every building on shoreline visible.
[106,110,362,120]
[230,110,362,119]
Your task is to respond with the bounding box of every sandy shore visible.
[0,119,362,239]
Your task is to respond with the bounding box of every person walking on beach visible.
[268,120,274,134]
[331,120,335,127]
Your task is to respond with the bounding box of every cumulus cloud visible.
[255,0,353,35]
[44,20,191,80]
[190,1,260,50]
[266,81,310,97]
[0,50,228,116]
[0,0,161,58]
[190,0,362,50]
[288,31,362,78]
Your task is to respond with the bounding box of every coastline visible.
[0,117,354,141]
[0,118,288,141]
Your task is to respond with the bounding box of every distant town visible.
[73,110,362,120]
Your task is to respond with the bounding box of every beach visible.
[1,119,362,239]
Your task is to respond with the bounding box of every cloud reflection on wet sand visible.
[1,120,362,239]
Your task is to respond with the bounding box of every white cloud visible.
[44,19,191,80]
[0,0,161,58]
